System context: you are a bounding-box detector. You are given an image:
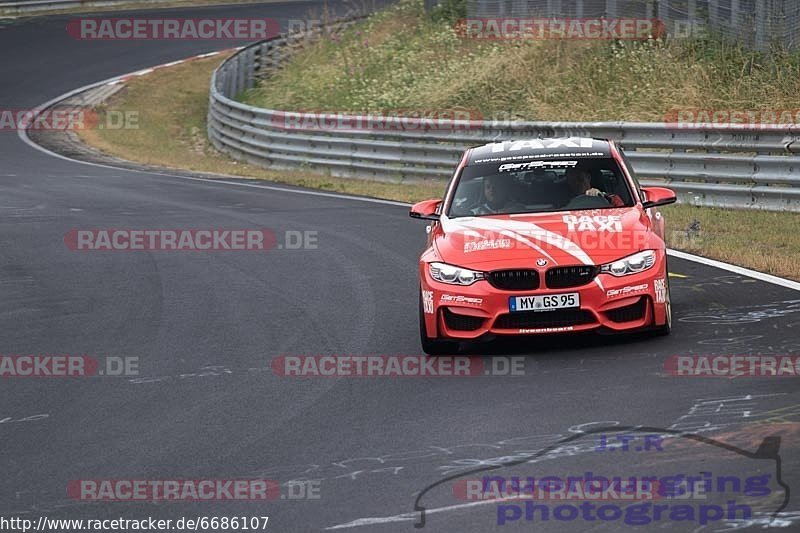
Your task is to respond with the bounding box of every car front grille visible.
[442,308,485,331]
[486,269,540,291]
[545,265,600,288]
[493,309,596,330]
[605,297,648,323]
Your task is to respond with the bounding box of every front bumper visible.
[420,256,668,340]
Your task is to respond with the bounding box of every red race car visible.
[411,137,676,354]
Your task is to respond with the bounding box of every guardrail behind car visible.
[207,19,800,212]
[0,0,315,14]
[0,0,189,14]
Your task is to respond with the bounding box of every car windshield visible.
[447,157,634,218]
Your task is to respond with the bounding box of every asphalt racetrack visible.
[1,3,799,531]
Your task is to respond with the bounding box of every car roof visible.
[466,137,612,166]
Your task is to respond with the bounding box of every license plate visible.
[509,293,580,312]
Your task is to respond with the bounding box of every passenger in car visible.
[470,175,524,215]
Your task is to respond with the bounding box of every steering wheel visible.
[564,194,612,210]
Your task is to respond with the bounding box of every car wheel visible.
[419,293,459,355]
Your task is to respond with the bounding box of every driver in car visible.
[471,174,524,215]
[564,167,624,207]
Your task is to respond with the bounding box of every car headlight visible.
[429,262,485,285]
[600,250,656,277]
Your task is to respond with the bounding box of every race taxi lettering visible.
[607,283,648,298]
[654,278,667,303]
[488,138,595,152]
[563,214,623,232]
[422,290,434,314]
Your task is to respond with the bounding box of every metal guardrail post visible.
[755,0,767,51]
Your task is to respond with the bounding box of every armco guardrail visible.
[208,22,800,211]
[0,0,189,13]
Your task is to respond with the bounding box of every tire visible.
[419,293,459,355]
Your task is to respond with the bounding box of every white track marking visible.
[325,499,507,530]
[667,249,800,291]
[16,53,800,290]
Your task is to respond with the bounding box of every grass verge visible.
[76,49,800,281]
[76,54,445,204]
[241,0,800,122]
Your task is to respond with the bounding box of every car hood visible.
[435,208,650,268]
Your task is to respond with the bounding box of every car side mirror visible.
[410,199,442,221]
[641,187,677,209]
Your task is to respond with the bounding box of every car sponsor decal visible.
[518,326,575,334]
[440,294,484,305]
[449,219,557,263]
[654,278,667,303]
[498,160,577,172]
[607,283,649,298]
[422,290,434,314]
[563,215,623,232]
[463,238,512,253]
[474,152,605,164]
